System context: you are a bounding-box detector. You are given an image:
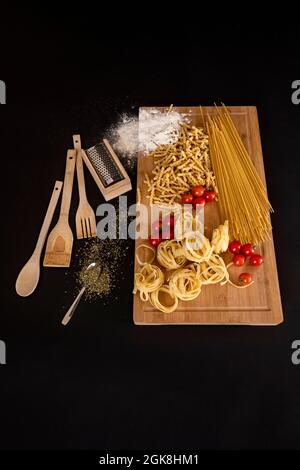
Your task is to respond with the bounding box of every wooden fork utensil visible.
[73,134,97,239]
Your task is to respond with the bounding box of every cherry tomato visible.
[149,236,161,247]
[193,197,206,209]
[241,243,255,257]
[163,214,174,229]
[239,273,253,285]
[228,240,242,254]
[161,228,174,240]
[181,193,193,204]
[203,190,216,203]
[152,219,162,236]
[233,254,245,266]
[249,254,263,267]
[191,185,205,198]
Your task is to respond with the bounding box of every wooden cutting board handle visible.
[60,149,76,218]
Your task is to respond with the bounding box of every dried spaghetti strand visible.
[207,106,272,244]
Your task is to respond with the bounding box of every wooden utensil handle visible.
[34,181,63,255]
[73,134,87,202]
[73,134,81,151]
[60,149,76,217]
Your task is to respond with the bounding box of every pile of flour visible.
[109,108,188,158]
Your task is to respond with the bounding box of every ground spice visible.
[75,237,129,302]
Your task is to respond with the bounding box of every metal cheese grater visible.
[81,138,132,201]
[85,142,123,188]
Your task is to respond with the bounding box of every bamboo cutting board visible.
[133,106,283,325]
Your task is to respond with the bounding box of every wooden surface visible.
[43,150,76,268]
[133,106,283,325]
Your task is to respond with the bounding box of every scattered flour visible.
[109,109,189,163]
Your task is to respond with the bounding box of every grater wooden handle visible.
[73,134,87,202]
[60,149,76,218]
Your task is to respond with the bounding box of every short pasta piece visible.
[144,124,218,206]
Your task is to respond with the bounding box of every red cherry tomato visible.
[239,273,253,285]
[152,219,162,236]
[193,197,206,209]
[203,190,216,203]
[233,254,245,266]
[181,193,193,204]
[249,254,263,267]
[228,240,242,254]
[149,236,161,247]
[191,186,205,198]
[163,214,174,229]
[241,243,255,257]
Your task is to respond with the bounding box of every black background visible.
[1,7,300,451]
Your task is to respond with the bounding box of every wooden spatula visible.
[43,150,76,267]
[15,180,63,296]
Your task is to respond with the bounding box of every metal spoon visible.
[61,262,101,326]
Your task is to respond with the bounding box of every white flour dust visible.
[107,109,189,170]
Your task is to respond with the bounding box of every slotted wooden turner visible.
[43,150,76,267]
[73,134,96,238]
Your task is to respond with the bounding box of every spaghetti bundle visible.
[207,106,273,244]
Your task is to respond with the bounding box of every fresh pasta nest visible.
[134,220,254,313]
[157,240,186,270]
[133,264,164,302]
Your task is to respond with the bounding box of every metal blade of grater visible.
[85,142,124,188]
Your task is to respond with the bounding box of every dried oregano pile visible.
[75,238,130,302]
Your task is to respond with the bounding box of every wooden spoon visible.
[15,181,63,297]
